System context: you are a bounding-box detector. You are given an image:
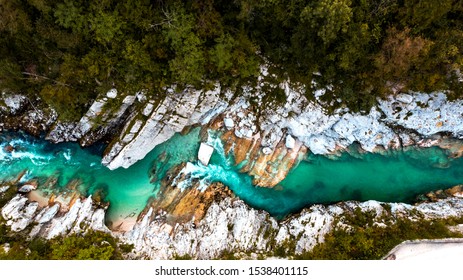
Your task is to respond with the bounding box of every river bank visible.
[3,183,463,259]
[3,88,463,259]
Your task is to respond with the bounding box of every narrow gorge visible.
[3,84,463,259]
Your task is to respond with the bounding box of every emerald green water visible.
[1,129,463,224]
[0,130,200,224]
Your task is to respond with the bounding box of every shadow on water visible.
[351,189,363,201]
[313,181,326,191]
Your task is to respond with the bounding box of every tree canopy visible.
[0,0,462,118]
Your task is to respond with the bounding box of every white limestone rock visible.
[18,184,36,193]
[277,205,336,254]
[306,134,336,154]
[3,192,463,259]
[262,147,273,155]
[102,80,463,171]
[103,87,227,169]
[124,207,154,251]
[396,93,414,104]
[331,108,395,152]
[46,122,79,143]
[10,202,38,231]
[1,243,10,254]
[89,209,110,232]
[142,103,154,116]
[47,199,83,239]
[224,118,234,130]
[106,88,118,98]
[3,94,27,114]
[71,195,94,233]
[198,143,214,166]
[2,195,28,220]
[285,135,296,149]
[121,197,278,260]
[1,195,40,232]
[238,127,253,139]
[0,185,10,193]
[378,92,463,138]
[35,204,60,224]
[189,87,224,125]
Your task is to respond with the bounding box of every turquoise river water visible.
[1,128,463,224]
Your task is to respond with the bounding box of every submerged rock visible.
[146,180,233,227]
[221,129,307,187]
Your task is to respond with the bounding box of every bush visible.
[0,228,131,260]
[297,215,463,260]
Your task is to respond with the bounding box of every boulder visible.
[3,145,14,153]
[102,87,226,170]
[285,135,295,149]
[18,184,37,193]
[198,143,214,166]
[224,118,234,130]
[262,147,272,155]
[0,185,10,193]
[106,89,118,98]
[396,94,414,104]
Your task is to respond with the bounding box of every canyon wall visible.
[3,183,463,259]
[4,85,463,188]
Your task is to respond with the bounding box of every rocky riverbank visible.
[4,85,463,258]
[4,85,463,188]
[3,178,463,259]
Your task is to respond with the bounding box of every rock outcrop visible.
[4,86,463,189]
[220,129,307,187]
[4,180,463,260]
[45,90,140,146]
[0,92,57,136]
[119,194,463,259]
[1,193,109,238]
[146,175,234,226]
[101,86,229,169]
[121,196,278,259]
[198,142,214,166]
[0,89,140,147]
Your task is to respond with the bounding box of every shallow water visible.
[1,129,463,223]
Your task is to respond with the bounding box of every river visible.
[1,128,463,226]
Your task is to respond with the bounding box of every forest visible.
[0,0,462,120]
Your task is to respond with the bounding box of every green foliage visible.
[216,250,238,260]
[0,186,17,208]
[297,213,463,260]
[163,5,206,86]
[0,188,133,260]
[49,231,117,260]
[173,254,193,260]
[0,228,131,260]
[301,0,353,45]
[0,0,462,116]
[39,85,95,121]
